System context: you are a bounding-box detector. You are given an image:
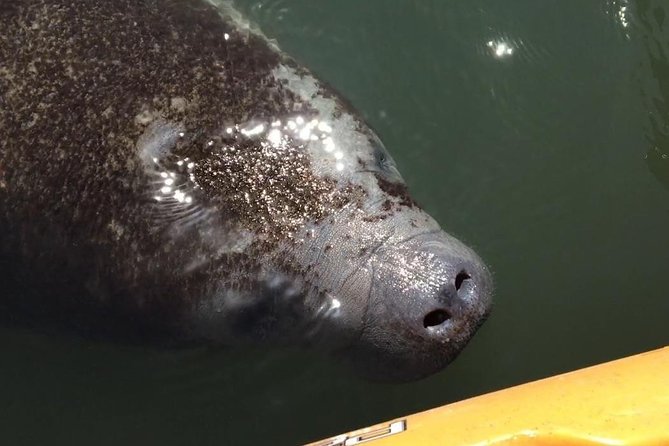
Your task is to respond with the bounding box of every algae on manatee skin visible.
[639,0,669,191]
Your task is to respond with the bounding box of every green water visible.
[2,1,669,444]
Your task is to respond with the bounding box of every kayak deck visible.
[308,347,669,446]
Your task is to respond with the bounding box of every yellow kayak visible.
[308,347,669,446]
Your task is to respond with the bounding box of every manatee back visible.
[0,0,300,339]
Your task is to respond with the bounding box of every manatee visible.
[0,0,493,381]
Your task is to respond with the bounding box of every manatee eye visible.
[367,134,403,181]
[373,144,393,171]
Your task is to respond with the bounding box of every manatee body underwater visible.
[0,0,493,381]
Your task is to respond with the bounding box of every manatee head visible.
[152,63,497,381]
[234,66,494,382]
[131,17,493,381]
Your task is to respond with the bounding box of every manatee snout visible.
[344,231,493,382]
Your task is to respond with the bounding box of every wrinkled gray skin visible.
[0,0,493,381]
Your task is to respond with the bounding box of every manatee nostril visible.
[455,271,471,291]
[423,309,451,328]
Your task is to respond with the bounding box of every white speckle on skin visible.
[170,97,188,112]
[134,108,160,126]
[271,64,382,200]
[107,219,125,240]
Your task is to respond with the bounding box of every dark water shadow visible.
[638,0,669,190]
